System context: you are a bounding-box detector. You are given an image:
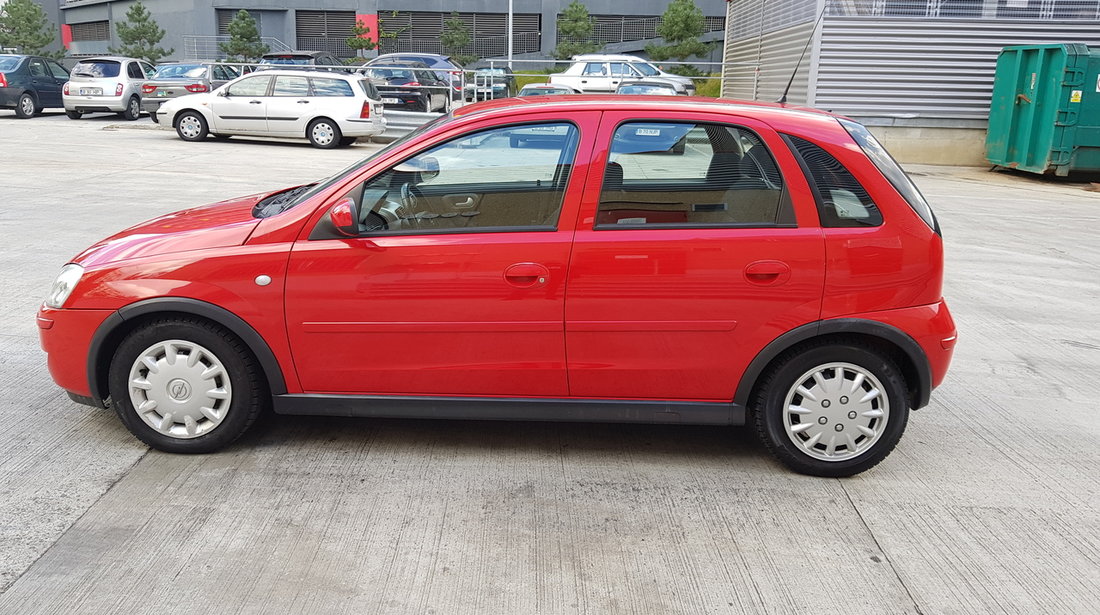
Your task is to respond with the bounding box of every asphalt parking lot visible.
[0,111,1098,614]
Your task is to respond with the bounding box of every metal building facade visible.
[723,0,1100,130]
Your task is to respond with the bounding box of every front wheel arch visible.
[87,298,287,407]
[734,319,931,412]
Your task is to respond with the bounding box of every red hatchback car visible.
[39,97,955,476]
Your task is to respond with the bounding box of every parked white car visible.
[63,56,156,120]
[548,54,695,95]
[156,70,386,148]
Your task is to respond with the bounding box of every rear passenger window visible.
[597,122,791,228]
[785,135,883,227]
[127,62,143,79]
[312,78,353,97]
[273,75,310,96]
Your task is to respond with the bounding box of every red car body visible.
[39,96,955,475]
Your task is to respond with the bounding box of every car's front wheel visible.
[15,93,37,118]
[108,318,268,453]
[65,110,82,120]
[175,111,209,142]
[307,118,341,149]
[752,341,909,477]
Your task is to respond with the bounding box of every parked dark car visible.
[142,62,241,122]
[368,53,464,100]
[258,51,345,71]
[0,54,71,118]
[363,64,449,113]
[464,67,516,101]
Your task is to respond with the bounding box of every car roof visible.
[238,69,358,79]
[262,51,331,58]
[572,54,652,62]
[74,56,140,63]
[453,95,847,132]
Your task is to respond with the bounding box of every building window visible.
[378,12,541,57]
[296,10,357,57]
[70,21,110,42]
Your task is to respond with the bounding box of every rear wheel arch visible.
[734,319,932,412]
[87,298,287,406]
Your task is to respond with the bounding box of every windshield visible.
[153,64,206,79]
[0,56,19,71]
[257,114,454,218]
[633,62,659,76]
[72,60,121,78]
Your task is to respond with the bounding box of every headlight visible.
[45,264,84,308]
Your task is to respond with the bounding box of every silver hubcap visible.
[20,96,34,115]
[311,122,334,145]
[129,99,139,115]
[783,362,889,462]
[179,116,202,139]
[128,339,232,439]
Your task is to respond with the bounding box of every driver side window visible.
[343,122,580,235]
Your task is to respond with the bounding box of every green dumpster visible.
[987,43,1100,176]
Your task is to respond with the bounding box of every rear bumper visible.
[341,117,387,137]
[63,93,129,113]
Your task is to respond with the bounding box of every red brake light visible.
[406,82,420,87]
[360,101,370,119]
[63,82,69,95]
[0,73,7,88]
[115,83,124,96]
[141,84,156,93]
[185,83,208,93]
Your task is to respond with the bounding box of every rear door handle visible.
[297,100,310,104]
[249,100,262,104]
[504,262,549,288]
[744,260,791,285]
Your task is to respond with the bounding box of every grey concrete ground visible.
[0,112,1098,614]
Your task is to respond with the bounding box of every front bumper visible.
[38,306,116,402]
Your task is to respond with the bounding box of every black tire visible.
[175,110,209,142]
[307,117,341,149]
[15,93,37,118]
[149,112,159,124]
[213,133,231,140]
[120,96,141,121]
[65,110,82,120]
[107,318,269,454]
[751,341,909,477]
[338,136,357,147]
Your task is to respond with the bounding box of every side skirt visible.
[273,394,744,426]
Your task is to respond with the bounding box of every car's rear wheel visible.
[108,318,268,453]
[15,93,36,118]
[752,342,909,477]
[175,111,209,142]
[65,110,82,120]
[120,96,141,121]
[307,118,341,149]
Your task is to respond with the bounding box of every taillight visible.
[185,83,208,93]
[141,84,156,93]
[0,73,7,88]
[406,82,420,87]
[360,101,370,118]
[115,83,124,96]
[63,82,69,95]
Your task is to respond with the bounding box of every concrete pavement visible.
[0,112,1097,614]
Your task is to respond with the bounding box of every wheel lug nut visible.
[821,399,831,408]
[840,396,849,404]
[848,411,857,419]
[818,417,828,425]
[835,424,844,432]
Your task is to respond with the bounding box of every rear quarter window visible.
[785,135,883,228]
[312,78,354,97]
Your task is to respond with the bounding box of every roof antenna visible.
[777,5,827,104]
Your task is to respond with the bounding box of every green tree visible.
[219,10,268,61]
[0,0,60,58]
[552,1,598,60]
[646,0,710,74]
[440,12,476,66]
[109,0,173,63]
[345,19,377,60]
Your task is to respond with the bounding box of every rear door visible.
[563,111,826,401]
[264,74,312,137]
[28,58,61,107]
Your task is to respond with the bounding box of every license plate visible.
[382,97,399,104]
[157,90,169,97]
[78,88,101,96]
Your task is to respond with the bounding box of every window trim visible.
[594,119,795,231]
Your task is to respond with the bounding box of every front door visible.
[284,113,598,397]
[564,112,826,401]
[209,74,271,133]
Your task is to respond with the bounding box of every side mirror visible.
[328,198,358,236]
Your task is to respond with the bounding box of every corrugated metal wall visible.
[722,0,817,102]
[816,19,1100,121]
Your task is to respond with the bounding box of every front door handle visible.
[744,260,791,285]
[504,262,549,288]
[249,100,262,104]
[297,100,310,104]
